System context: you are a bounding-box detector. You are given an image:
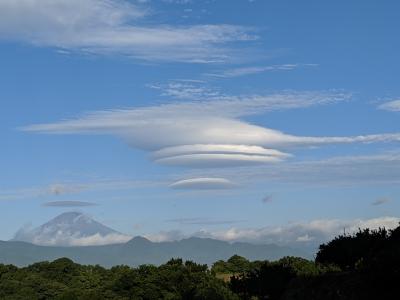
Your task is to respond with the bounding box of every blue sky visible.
[1,0,400,246]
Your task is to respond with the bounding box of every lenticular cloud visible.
[169,178,236,190]
[152,144,290,167]
[22,93,400,168]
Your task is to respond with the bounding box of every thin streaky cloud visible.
[378,99,400,112]
[42,201,98,207]
[205,63,318,78]
[0,0,256,63]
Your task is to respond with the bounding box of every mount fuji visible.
[0,212,311,267]
[12,212,131,246]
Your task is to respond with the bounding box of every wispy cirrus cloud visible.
[204,63,318,78]
[0,0,255,63]
[378,99,400,112]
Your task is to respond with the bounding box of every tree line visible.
[1,224,400,299]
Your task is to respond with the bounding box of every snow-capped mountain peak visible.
[13,212,131,246]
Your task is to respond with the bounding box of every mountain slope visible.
[0,236,311,267]
[12,212,131,246]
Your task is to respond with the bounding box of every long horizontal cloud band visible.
[170,178,236,190]
[152,144,290,167]
[0,0,254,63]
[22,92,400,168]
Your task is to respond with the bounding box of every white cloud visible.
[169,177,236,190]
[40,233,132,246]
[66,233,132,246]
[205,63,318,78]
[144,230,185,242]
[154,144,290,167]
[149,82,222,100]
[146,216,400,245]
[0,0,254,63]
[378,99,400,112]
[14,225,132,246]
[149,82,346,111]
[22,92,400,168]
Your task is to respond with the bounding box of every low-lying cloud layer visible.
[146,216,400,246]
[15,231,132,247]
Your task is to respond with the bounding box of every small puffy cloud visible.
[378,100,400,112]
[169,178,236,190]
[372,197,391,206]
[42,201,98,207]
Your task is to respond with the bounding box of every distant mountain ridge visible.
[3,212,312,266]
[0,236,311,267]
